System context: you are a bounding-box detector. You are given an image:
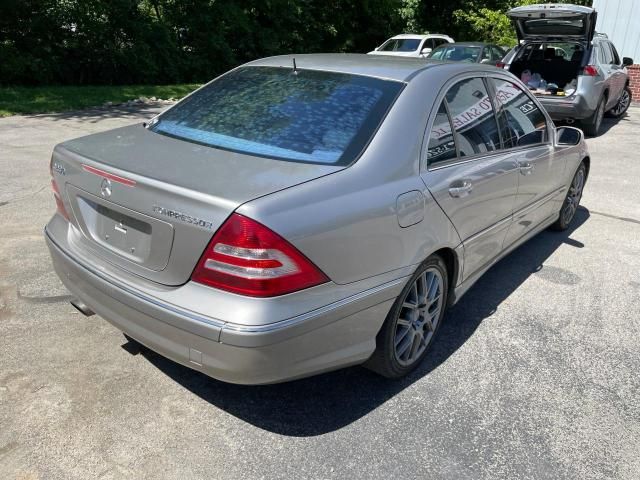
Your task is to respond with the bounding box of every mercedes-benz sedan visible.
[46,54,590,384]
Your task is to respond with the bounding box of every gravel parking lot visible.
[1,105,639,480]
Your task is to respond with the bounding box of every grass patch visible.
[0,84,201,117]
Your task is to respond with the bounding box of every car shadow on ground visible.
[138,207,590,437]
[599,114,633,136]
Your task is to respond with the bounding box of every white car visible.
[368,34,454,58]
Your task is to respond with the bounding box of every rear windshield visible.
[150,66,402,165]
[522,19,586,36]
[380,38,421,52]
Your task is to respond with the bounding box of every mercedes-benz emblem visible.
[100,178,112,197]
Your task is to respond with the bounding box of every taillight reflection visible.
[50,168,70,221]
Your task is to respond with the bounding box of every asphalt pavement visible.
[1,104,639,480]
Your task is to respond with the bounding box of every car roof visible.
[245,53,499,83]
[437,42,494,48]
[390,33,450,39]
[391,34,429,40]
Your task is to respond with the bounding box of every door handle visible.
[448,181,473,198]
[518,161,534,175]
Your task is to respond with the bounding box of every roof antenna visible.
[292,57,298,75]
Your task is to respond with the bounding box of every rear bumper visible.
[537,94,595,120]
[45,228,401,384]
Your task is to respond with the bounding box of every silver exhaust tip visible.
[70,299,95,317]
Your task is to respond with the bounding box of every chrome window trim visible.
[427,142,553,172]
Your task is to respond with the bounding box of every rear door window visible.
[380,38,420,52]
[489,78,548,149]
[491,46,505,61]
[430,48,445,60]
[151,67,403,165]
[444,78,501,157]
[426,102,457,166]
[609,42,621,65]
[601,42,614,65]
[481,48,492,63]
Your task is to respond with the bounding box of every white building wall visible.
[592,0,640,62]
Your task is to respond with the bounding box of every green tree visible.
[0,0,595,86]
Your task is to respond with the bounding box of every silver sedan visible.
[45,54,589,384]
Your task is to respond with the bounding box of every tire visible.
[551,162,587,231]
[582,96,606,137]
[607,86,632,118]
[365,255,448,378]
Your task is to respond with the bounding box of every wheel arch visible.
[601,88,610,108]
[582,155,590,179]
[431,247,460,306]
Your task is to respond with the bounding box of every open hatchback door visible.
[507,3,597,42]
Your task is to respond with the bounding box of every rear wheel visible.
[365,255,448,378]
[551,162,586,231]
[582,96,606,137]
[607,86,632,118]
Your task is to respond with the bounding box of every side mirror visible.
[421,47,432,56]
[556,126,583,146]
[623,57,634,66]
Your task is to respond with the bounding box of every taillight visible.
[191,213,329,297]
[496,61,506,69]
[50,173,70,221]
[582,65,599,76]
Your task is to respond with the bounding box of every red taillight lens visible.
[496,61,506,69]
[582,65,599,76]
[51,178,70,221]
[191,213,329,297]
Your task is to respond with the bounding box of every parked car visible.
[368,33,454,58]
[428,42,507,65]
[501,3,633,136]
[46,54,589,384]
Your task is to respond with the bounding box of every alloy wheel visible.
[393,267,444,366]
[611,89,630,117]
[562,167,585,225]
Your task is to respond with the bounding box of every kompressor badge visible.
[153,205,214,230]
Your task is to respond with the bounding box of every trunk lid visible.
[55,124,342,285]
[507,4,597,43]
